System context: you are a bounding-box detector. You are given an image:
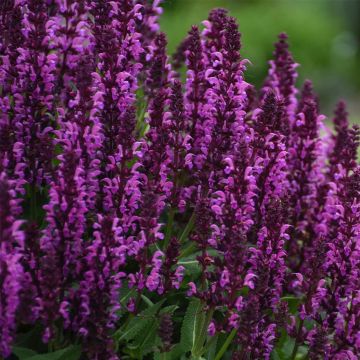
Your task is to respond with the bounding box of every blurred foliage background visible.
[160,0,360,123]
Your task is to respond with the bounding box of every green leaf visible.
[204,335,218,360]
[179,212,196,243]
[115,299,166,342]
[153,344,183,360]
[119,282,136,304]
[271,349,282,360]
[12,346,37,359]
[14,325,46,352]
[178,259,201,279]
[281,296,301,314]
[160,305,179,315]
[180,299,204,353]
[135,320,160,356]
[25,345,81,360]
[273,333,308,360]
[179,243,197,259]
[180,299,201,351]
[141,294,155,307]
[282,337,296,356]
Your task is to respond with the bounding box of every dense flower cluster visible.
[0,1,359,359]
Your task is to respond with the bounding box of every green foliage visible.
[178,299,213,359]
[13,346,81,360]
[115,299,166,343]
[12,347,37,359]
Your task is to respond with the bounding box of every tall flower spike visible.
[74,214,126,359]
[333,100,349,133]
[78,5,147,354]
[188,14,250,307]
[145,32,173,98]
[0,173,24,357]
[14,0,58,187]
[207,138,254,306]
[39,122,88,341]
[184,26,210,171]
[89,1,144,218]
[172,34,191,70]
[134,80,189,294]
[137,33,172,293]
[54,1,101,211]
[135,0,164,96]
[297,79,318,113]
[166,79,191,211]
[200,14,248,187]
[36,0,102,342]
[202,8,229,62]
[286,91,325,273]
[135,0,163,52]
[249,92,289,241]
[225,197,289,360]
[327,167,360,355]
[204,15,249,222]
[263,33,298,124]
[307,165,360,357]
[329,101,359,175]
[0,0,26,194]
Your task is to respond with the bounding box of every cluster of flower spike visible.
[0,1,359,359]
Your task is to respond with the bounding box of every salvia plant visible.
[0,1,359,360]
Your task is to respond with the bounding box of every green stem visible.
[114,291,142,343]
[202,334,218,356]
[214,328,237,360]
[30,184,37,221]
[193,307,214,358]
[290,318,304,360]
[159,352,168,360]
[163,208,175,250]
[179,242,197,259]
[179,211,196,243]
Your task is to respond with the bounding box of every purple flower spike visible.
[14,1,58,187]
[0,174,24,357]
[263,33,298,124]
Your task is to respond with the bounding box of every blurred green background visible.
[160,0,360,123]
